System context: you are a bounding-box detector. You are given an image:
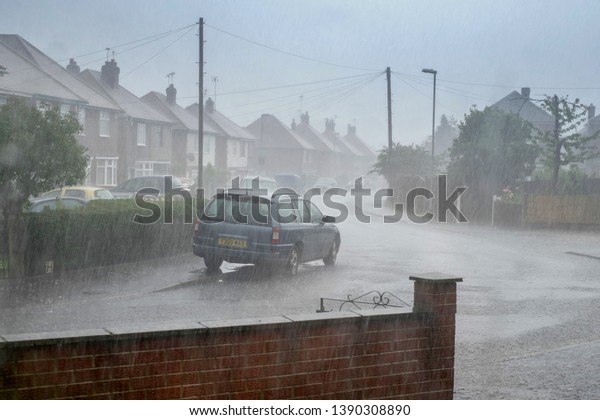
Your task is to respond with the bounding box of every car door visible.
[299,199,321,261]
[305,200,334,257]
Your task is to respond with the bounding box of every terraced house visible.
[0,35,121,186]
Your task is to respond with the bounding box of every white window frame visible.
[96,157,118,186]
[99,111,110,137]
[137,122,147,146]
[77,107,86,135]
[134,161,153,177]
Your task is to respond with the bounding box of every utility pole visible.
[386,67,392,149]
[197,17,204,189]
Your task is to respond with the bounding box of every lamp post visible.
[421,68,437,177]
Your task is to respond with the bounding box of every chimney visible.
[101,59,120,88]
[206,97,215,113]
[300,112,309,125]
[166,84,177,106]
[588,104,596,122]
[66,58,80,75]
[325,118,335,133]
[348,124,356,136]
[521,87,530,98]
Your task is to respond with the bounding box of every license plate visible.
[217,237,248,248]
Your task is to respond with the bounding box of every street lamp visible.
[421,68,437,177]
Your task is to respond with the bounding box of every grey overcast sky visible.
[2,0,600,150]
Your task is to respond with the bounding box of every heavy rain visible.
[1,0,600,407]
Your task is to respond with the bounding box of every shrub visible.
[23,199,201,276]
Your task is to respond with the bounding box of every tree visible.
[536,95,599,192]
[0,97,87,278]
[447,106,538,219]
[371,143,431,204]
[371,142,430,185]
[421,114,459,157]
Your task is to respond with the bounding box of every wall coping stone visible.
[199,315,293,330]
[284,311,361,322]
[0,329,110,346]
[409,272,463,283]
[350,307,413,317]
[0,308,422,348]
[104,320,207,336]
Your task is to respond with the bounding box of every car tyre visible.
[324,239,339,266]
[204,257,223,274]
[286,245,300,276]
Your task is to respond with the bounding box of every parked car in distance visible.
[313,177,338,190]
[28,197,89,213]
[110,176,189,199]
[32,186,114,201]
[273,174,305,195]
[237,176,278,197]
[193,190,340,275]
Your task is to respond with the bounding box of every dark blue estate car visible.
[192,190,340,275]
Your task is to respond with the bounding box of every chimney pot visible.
[66,58,80,75]
[206,97,215,113]
[325,118,335,132]
[101,59,120,88]
[166,84,177,106]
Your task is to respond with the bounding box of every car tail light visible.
[271,227,280,244]
[194,219,200,235]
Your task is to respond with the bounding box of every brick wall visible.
[0,273,461,399]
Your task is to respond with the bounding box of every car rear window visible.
[202,194,270,225]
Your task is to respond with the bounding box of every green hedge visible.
[24,199,201,276]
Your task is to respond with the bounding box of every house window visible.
[77,108,86,135]
[203,137,211,154]
[134,161,170,177]
[84,158,92,185]
[137,123,147,146]
[135,161,153,177]
[99,111,110,137]
[156,126,163,147]
[240,142,246,157]
[303,150,312,164]
[96,158,118,186]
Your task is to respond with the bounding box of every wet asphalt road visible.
[1,199,600,399]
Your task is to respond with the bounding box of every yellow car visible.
[34,186,114,201]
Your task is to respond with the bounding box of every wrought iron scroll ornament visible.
[317,290,409,313]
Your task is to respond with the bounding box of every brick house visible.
[0,35,122,187]
[246,114,315,177]
[291,112,336,179]
[187,98,256,180]
[141,86,221,182]
[76,61,174,185]
[492,87,554,134]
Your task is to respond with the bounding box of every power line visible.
[120,25,197,81]
[216,72,382,111]
[226,72,383,120]
[205,23,380,72]
[217,72,380,96]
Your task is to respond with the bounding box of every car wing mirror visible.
[321,215,336,223]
